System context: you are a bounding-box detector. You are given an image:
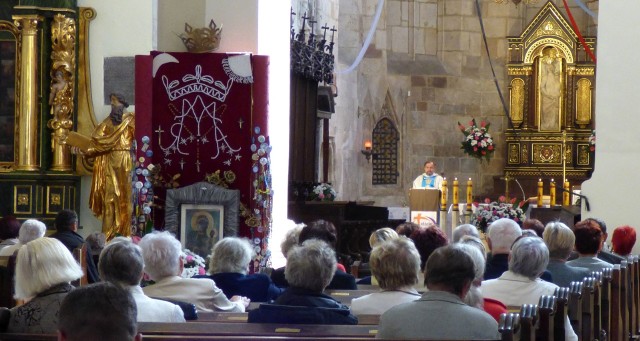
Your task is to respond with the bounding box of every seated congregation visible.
[0,212,637,340]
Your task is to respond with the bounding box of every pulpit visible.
[408,189,440,225]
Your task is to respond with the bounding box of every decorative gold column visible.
[75,7,98,175]
[14,15,43,171]
[48,14,76,171]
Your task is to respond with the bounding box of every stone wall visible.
[326,0,597,206]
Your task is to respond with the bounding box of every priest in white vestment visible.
[412,160,443,190]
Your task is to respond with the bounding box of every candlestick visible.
[549,179,556,206]
[452,178,459,210]
[537,178,543,207]
[466,178,473,212]
[440,178,448,211]
[563,180,571,206]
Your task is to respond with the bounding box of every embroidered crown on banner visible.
[162,65,233,102]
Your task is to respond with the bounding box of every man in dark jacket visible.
[50,209,100,283]
[250,239,357,325]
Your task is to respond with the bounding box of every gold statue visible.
[66,93,135,240]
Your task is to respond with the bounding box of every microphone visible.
[554,184,590,211]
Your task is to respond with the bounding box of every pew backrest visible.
[537,295,556,341]
[499,312,520,341]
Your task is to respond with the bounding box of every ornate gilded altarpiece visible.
[504,1,595,183]
[0,1,95,226]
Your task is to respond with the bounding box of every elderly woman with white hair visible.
[350,237,421,315]
[481,236,578,341]
[457,241,506,322]
[0,219,46,257]
[140,231,249,313]
[196,237,283,301]
[8,237,83,333]
[249,239,357,324]
[99,238,185,322]
[543,222,591,287]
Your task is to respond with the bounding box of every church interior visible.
[1,0,640,338]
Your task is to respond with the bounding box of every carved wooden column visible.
[48,14,76,171]
[13,14,43,171]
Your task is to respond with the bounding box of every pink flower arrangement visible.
[471,196,527,233]
[589,130,596,152]
[181,249,207,278]
[457,118,495,162]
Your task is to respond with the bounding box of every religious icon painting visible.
[180,204,224,259]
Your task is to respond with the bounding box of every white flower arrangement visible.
[181,248,207,278]
[458,118,495,162]
[309,183,337,201]
[470,196,527,233]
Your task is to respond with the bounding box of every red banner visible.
[135,52,271,271]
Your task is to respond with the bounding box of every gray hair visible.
[209,237,255,275]
[509,236,549,280]
[543,221,575,260]
[369,237,420,290]
[99,239,144,286]
[280,224,304,259]
[18,219,46,244]
[457,243,486,282]
[369,227,399,248]
[285,239,336,292]
[15,237,83,299]
[487,218,522,253]
[453,224,480,243]
[458,235,487,259]
[138,231,182,281]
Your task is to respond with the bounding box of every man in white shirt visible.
[411,160,443,190]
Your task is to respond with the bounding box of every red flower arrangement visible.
[458,118,495,162]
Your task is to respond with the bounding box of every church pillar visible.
[14,15,43,171]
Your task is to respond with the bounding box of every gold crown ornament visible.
[179,19,223,53]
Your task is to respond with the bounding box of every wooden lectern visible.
[409,189,441,225]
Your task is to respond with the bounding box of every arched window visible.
[372,118,399,185]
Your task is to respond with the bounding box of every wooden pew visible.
[537,295,556,341]
[620,260,630,339]
[0,254,16,308]
[518,304,537,341]
[598,268,612,341]
[568,281,583,338]
[610,265,624,341]
[0,334,56,340]
[627,256,638,338]
[197,312,380,326]
[325,289,376,304]
[580,277,596,341]
[553,287,569,341]
[499,312,520,341]
[630,255,640,337]
[142,337,376,341]
[71,243,88,287]
[137,322,378,339]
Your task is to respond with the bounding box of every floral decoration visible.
[181,248,207,278]
[470,196,527,233]
[457,118,495,162]
[248,126,273,272]
[308,183,337,201]
[589,130,596,152]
